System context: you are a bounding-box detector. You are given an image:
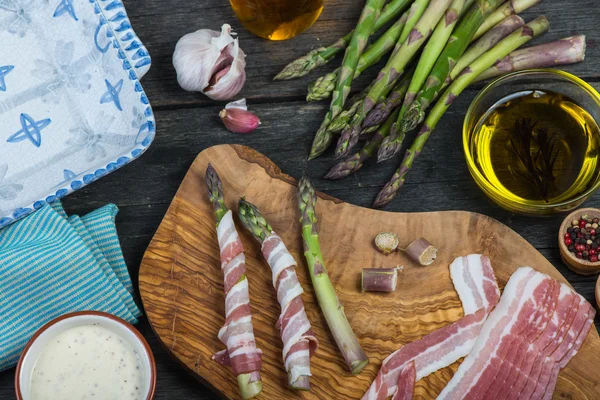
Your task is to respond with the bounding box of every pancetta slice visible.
[362,255,500,400]
[211,211,262,378]
[262,233,318,390]
[437,267,595,400]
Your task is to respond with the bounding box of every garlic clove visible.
[220,99,260,134]
[204,36,246,100]
[172,24,246,101]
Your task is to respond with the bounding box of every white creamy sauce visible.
[30,324,145,400]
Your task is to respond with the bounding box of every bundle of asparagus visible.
[275,0,587,207]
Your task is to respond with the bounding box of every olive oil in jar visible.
[230,0,324,41]
[468,90,600,207]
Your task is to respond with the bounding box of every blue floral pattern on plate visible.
[0,0,155,227]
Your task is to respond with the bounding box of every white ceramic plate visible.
[0,0,155,227]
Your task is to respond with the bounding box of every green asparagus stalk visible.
[373,16,549,208]
[401,0,466,119]
[362,0,478,131]
[205,164,263,399]
[325,108,401,179]
[374,0,466,161]
[334,0,454,160]
[328,99,364,134]
[274,0,413,80]
[474,35,586,82]
[472,0,543,40]
[378,14,523,162]
[398,0,430,44]
[307,11,410,103]
[362,67,414,129]
[307,70,338,102]
[327,82,378,133]
[297,175,369,373]
[450,14,524,81]
[310,0,387,160]
[395,0,504,146]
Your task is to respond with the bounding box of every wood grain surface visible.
[2,1,600,399]
[139,144,600,400]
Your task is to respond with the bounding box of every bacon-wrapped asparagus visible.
[205,165,263,399]
[238,199,318,390]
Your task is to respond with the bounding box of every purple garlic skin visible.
[219,98,260,134]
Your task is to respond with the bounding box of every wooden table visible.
[1,0,599,398]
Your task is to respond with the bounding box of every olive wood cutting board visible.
[139,144,600,399]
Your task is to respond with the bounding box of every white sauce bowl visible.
[15,311,156,400]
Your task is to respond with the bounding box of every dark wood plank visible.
[124,0,600,108]
[1,0,600,399]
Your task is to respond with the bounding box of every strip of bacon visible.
[211,210,262,377]
[450,254,500,314]
[392,361,416,400]
[262,233,318,390]
[362,255,500,400]
[437,267,595,400]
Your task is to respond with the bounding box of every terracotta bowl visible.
[15,311,156,400]
[559,208,600,275]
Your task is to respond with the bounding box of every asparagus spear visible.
[362,68,415,129]
[310,0,387,160]
[373,0,467,161]
[362,5,508,131]
[274,0,413,80]
[325,108,401,180]
[327,82,379,133]
[472,0,543,40]
[378,13,522,162]
[307,11,409,103]
[334,0,454,160]
[398,0,430,44]
[237,198,317,390]
[205,164,263,399]
[450,14,524,81]
[373,16,549,208]
[474,35,586,82]
[307,70,338,102]
[297,175,369,373]
[328,100,365,134]
[388,0,504,161]
[400,0,466,122]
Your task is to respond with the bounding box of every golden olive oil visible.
[230,0,323,41]
[468,90,600,206]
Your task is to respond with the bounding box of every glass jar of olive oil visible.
[230,0,324,40]
[464,70,600,215]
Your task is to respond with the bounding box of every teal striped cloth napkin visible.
[0,202,141,371]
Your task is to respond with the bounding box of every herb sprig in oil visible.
[508,118,559,202]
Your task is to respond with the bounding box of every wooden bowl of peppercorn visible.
[559,208,600,275]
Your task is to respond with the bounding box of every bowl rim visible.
[462,68,600,212]
[558,208,600,271]
[14,310,156,400]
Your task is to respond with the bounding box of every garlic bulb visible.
[172,24,246,101]
[220,99,261,134]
